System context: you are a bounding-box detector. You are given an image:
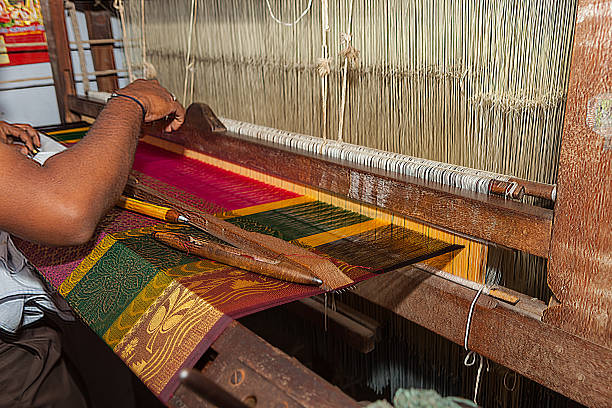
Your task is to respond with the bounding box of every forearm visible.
[0,98,141,245]
[36,99,141,239]
[46,98,141,215]
[0,79,184,246]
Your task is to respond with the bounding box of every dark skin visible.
[0,79,185,246]
[0,121,41,155]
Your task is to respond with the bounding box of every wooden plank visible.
[84,10,119,92]
[68,95,105,118]
[169,321,360,408]
[545,0,612,349]
[158,127,553,258]
[40,0,79,123]
[352,267,612,408]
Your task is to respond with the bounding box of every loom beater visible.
[116,195,327,287]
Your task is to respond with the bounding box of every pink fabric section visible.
[133,143,299,210]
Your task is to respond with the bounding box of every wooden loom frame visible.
[40,0,611,407]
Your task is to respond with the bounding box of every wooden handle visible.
[153,232,322,286]
[117,196,181,222]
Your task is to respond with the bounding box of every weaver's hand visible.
[118,79,186,132]
[0,121,40,155]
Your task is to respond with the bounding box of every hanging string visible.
[265,0,314,26]
[113,0,134,82]
[463,284,488,404]
[464,351,488,405]
[183,0,199,104]
[337,0,358,143]
[140,0,156,79]
[318,0,330,139]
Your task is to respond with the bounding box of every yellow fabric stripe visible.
[296,219,388,247]
[47,127,90,135]
[227,196,315,217]
[59,235,116,296]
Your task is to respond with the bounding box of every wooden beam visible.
[68,95,105,118]
[545,0,612,349]
[84,10,119,92]
[157,125,553,258]
[352,267,612,408]
[170,321,360,408]
[41,0,79,123]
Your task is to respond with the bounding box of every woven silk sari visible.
[18,130,458,403]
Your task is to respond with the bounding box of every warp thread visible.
[113,0,134,82]
[319,0,330,139]
[337,0,358,143]
[182,0,199,104]
[139,0,157,79]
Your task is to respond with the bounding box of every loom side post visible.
[545,0,612,350]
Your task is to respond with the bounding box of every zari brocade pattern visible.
[18,140,458,403]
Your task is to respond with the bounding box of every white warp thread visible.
[222,118,513,196]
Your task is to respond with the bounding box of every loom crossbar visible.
[151,113,553,258]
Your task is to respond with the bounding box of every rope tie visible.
[463,284,488,405]
[340,33,360,67]
[317,58,331,77]
[265,0,313,26]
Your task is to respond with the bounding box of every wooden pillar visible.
[545,0,612,349]
[84,10,119,92]
[41,0,79,123]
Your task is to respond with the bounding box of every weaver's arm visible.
[0,80,185,246]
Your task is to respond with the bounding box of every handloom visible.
[17,127,457,403]
[39,1,611,407]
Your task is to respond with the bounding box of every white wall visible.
[0,62,60,126]
[0,10,128,127]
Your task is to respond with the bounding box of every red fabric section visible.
[133,143,299,210]
[1,28,49,66]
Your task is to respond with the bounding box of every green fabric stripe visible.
[66,243,160,337]
[52,130,87,141]
[228,201,370,241]
[316,224,454,270]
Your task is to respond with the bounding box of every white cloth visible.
[0,231,73,334]
[32,131,67,165]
